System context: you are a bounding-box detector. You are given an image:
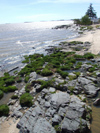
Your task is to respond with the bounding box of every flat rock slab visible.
[50,91,70,107]
[84,84,97,97]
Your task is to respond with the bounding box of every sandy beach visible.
[69,26,100,55]
[0,118,19,133]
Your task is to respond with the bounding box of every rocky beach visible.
[0,23,100,133]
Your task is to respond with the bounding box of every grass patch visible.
[0,90,4,99]
[0,104,9,117]
[11,95,18,99]
[20,93,33,107]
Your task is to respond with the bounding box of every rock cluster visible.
[17,90,90,133]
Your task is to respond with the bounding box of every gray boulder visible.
[78,77,92,86]
[49,87,56,93]
[55,78,64,84]
[30,72,37,79]
[84,84,97,97]
[50,91,70,108]
[61,117,88,133]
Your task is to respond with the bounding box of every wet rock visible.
[93,98,100,106]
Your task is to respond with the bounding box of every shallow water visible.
[87,89,100,133]
[0,21,79,72]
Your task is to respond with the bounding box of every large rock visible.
[61,117,88,133]
[29,72,37,82]
[84,84,97,97]
[81,64,92,70]
[78,77,92,86]
[50,91,70,108]
[17,106,56,133]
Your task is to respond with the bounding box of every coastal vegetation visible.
[0,40,100,132]
[0,104,9,116]
[20,93,33,107]
[74,3,98,25]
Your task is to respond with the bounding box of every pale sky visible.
[0,0,100,24]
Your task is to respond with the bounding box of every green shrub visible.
[68,86,74,94]
[69,41,83,45]
[74,19,81,25]
[80,15,92,25]
[20,93,33,107]
[0,90,4,99]
[24,76,30,83]
[88,67,95,72]
[0,104,9,116]
[84,53,94,59]
[25,83,32,93]
[74,72,81,77]
[16,76,22,83]
[3,86,18,93]
[68,75,77,80]
[39,80,54,90]
[57,69,68,79]
[11,95,18,99]
[41,68,53,76]
[5,77,15,86]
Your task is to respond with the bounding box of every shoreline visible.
[0,24,100,133]
[67,25,100,55]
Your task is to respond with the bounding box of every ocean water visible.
[0,20,78,71]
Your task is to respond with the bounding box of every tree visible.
[86,3,97,19]
[81,15,92,25]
